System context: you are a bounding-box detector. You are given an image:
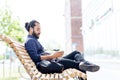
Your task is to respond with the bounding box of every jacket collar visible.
[28,34,38,40]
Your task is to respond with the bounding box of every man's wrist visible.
[49,55,54,59]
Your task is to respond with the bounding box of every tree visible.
[0,6,26,43]
[0,3,27,79]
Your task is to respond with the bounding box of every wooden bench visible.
[0,34,87,80]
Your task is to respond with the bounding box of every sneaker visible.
[79,61,100,72]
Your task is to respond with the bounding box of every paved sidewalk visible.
[85,55,120,80]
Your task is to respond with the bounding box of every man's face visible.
[32,22,41,39]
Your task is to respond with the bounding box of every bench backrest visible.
[0,34,87,80]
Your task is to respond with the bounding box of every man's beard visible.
[32,31,40,39]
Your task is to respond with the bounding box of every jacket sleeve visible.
[25,39,41,63]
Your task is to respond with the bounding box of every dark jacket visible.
[25,35,44,64]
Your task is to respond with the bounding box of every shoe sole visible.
[79,64,100,72]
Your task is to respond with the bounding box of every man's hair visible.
[25,20,39,32]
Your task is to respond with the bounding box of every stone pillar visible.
[70,0,84,52]
[65,0,84,53]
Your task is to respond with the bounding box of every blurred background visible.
[0,0,120,80]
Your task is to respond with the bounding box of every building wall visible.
[82,0,120,55]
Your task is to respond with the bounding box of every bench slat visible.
[10,42,24,49]
[54,73,59,80]
[40,74,46,80]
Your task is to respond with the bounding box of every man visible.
[24,20,100,74]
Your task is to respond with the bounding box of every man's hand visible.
[51,51,64,58]
[41,51,64,60]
